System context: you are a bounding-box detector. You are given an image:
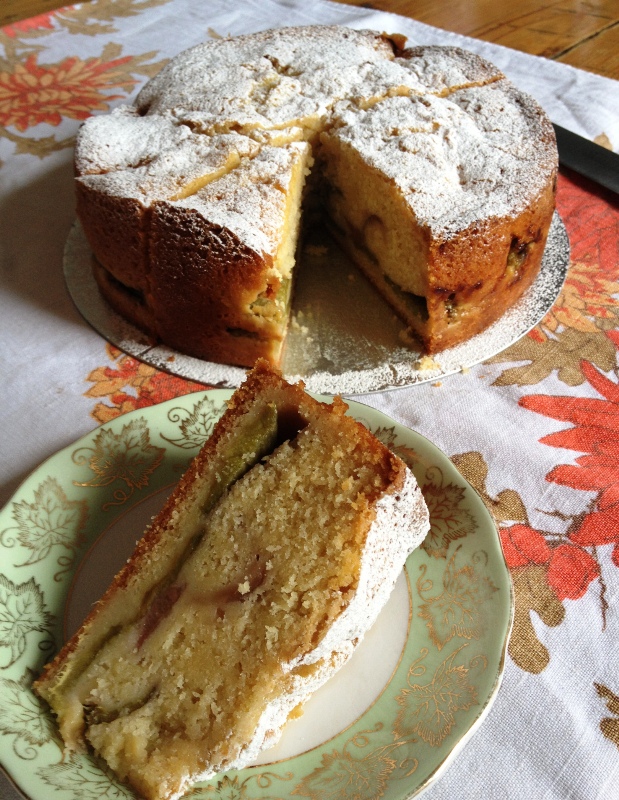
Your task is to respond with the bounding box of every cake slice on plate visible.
[34,361,430,800]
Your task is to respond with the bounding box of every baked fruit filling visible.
[40,402,282,738]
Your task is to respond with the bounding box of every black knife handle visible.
[553,123,619,196]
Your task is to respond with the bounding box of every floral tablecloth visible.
[1,1,619,799]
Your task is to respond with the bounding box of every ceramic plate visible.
[0,393,513,800]
[64,212,569,394]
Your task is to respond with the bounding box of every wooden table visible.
[2,0,618,81]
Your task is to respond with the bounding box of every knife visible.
[553,123,619,196]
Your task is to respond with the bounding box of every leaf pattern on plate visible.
[195,771,295,799]
[417,547,499,650]
[291,725,417,800]
[293,747,395,800]
[0,669,57,759]
[71,417,165,509]
[38,752,134,798]
[369,425,421,470]
[420,467,477,559]
[394,646,479,747]
[0,574,55,669]
[1,477,88,569]
[162,395,224,449]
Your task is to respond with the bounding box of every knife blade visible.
[553,123,619,196]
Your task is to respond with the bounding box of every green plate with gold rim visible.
[0,392,513,800]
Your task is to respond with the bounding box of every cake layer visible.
[146,142,312,366]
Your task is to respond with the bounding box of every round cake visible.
[75,26,558,368]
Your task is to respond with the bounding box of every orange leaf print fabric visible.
[500,524,600,602]
[539,173,619,338]
[555,172,619,270]
[86,345,208,424]
[546,544,600,600]
[0,52,135,131]
[499,524,550,568]
[2,12,56,38]
[518,331,619,594]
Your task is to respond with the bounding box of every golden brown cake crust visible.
[146,204,284,366]
[423,183,557,352]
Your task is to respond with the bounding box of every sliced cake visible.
[74,26,558,368]
[35,361,430,800]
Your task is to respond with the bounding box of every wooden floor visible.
[2,0,618,80]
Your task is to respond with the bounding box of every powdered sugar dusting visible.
[328,85,555,235]
[76,26,556,246]
[74,107,192,175]
[77,131,260,202]
[173,143,310,258]
[134,26,410,130]
[395,45,504,93]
